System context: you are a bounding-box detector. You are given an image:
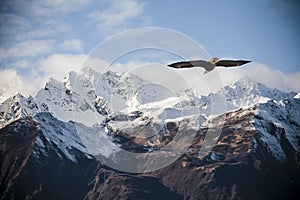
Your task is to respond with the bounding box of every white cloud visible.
[88,0,147,35]
[0,14,31,35]
[0,39,55,60]
[38,53,108,80]
[42,19,72,34]
[60,39,83,53]
[10,59,31,69]
[15,28,57,41]
[10,0,92,17]
[38,54,88,80]
[0,69,41,102]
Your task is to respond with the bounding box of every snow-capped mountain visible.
[0,67,299,199]
[221,76,296,109]
[175,76,296,117]
[0,69,136,127]
[0,68,297,159]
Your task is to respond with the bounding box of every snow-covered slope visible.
[254,96,300,160]
[173,76,296,117]
[32,112,119,162]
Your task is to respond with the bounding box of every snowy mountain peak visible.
[220,76,296,110]
[228,76,268,94]
[0,93,38,128]
[232,76,254,85]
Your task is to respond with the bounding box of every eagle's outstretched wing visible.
[167,61,194,68]
[215,60,251,67]
[168,60,215,72]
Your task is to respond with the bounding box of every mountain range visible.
[0,67,299,199]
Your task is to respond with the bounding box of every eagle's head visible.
[210,57,219,65]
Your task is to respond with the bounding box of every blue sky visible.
[147,0,300,73]
[0,0,300,101]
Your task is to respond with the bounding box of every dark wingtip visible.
[242,60,251,65]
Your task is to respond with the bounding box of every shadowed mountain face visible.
[0,69,299,200]
[0,116,98,199]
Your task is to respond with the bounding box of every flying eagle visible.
[167,58,251,73]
